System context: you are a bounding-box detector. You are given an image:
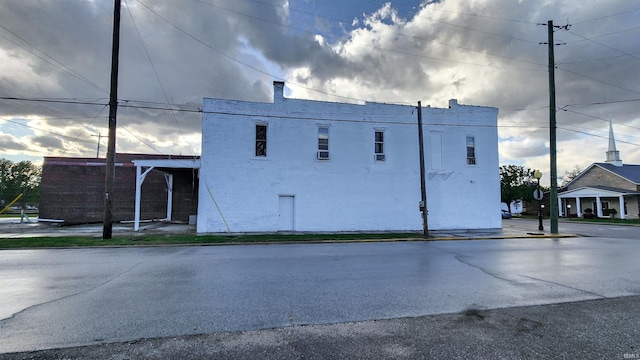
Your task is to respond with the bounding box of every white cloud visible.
[0,0,638,178]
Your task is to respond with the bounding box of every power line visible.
[192,0,545,72]
[560,108,640,131]
[567,25,640,43]
[247,0,538,39]
[124,0,194,156]
[0,96,108,106]
[562,98,640,108]
[0,117,96,144]
[134,0,369,104]
[121,126,165,154]
[556,66,640,96]
[395,1,537,25]
[572,6,640,25]
[6,93,640,122]
[559,52,640,65]
[558,126,640,147]
[7,94,640,124]
[567,30,640,62]
[0,24,107,93]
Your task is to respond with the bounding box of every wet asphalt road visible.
[2,233,640,355]
[2,295,639,359]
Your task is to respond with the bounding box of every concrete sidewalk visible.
[0,217,576,240]
[0,219,197,238]
[428,218,580,240]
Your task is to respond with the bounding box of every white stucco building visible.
[197,81,500,233]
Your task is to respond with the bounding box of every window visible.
[255,124,267,157]
[374,130,385,161]
[466,136,476,165]
[317,127,329,160]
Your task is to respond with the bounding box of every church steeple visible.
[605,118,623,166]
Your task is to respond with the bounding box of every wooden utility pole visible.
[417,101,428,236]
[547,20,559,234]
[91,134,103,158]
[103,0,121,239]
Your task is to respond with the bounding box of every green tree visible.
[560,165,583,187]
[499,165,537,213]
[0,159,41,208]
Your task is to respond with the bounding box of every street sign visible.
[533,189,544,201]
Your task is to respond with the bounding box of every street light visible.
[567,204,572,221]
[534,170,543,231]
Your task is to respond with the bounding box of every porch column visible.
[558,197,564,217]
[575,197,582,217]
[596,196,602,217]
[134,165,142,231]
[134,166,155,231]
[619,195,626,219]
[164,173,174,221]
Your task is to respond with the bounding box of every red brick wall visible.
[39,154,198,224]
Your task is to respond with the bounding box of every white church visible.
[196,81,500,234]
[557,120,640,219]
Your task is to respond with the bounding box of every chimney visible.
[448,99,458,108]
[273,81,284,103]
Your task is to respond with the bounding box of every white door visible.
[278,195,295,231]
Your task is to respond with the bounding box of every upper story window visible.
[255,123,267,157]
[466,136,476,165]
[374,130,385,162]
[317,126,329,160]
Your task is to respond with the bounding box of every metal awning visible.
[132,158,200,231]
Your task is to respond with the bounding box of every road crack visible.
[518,274,607,299]
[453,254,521,285]
[0,262,142,323]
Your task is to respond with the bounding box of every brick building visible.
[39,154,199,224]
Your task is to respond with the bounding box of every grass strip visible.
[0,232,424,249]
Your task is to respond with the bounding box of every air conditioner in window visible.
[375,154,386,161]
[317,151,330,160]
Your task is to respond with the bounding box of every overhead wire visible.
[2,1,640,160]
[124,0,195,155]
[556,66,640,96]
[0,117,96,145]
[566,30,640,62]
[560,107,640,131]
[572,5,640,25]
[558,126,640,147]
[0,24,107,93]
[192,0,546,72]
[121,125,166,154]
[134,0,369,104]
[559,52,639,65]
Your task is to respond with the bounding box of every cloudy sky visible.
[1,0,639,185]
